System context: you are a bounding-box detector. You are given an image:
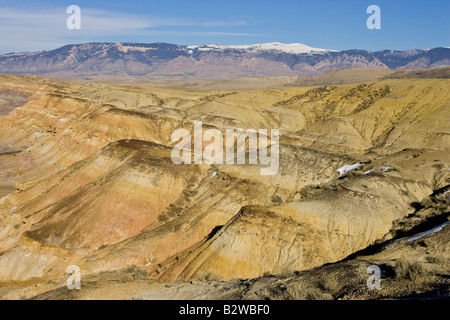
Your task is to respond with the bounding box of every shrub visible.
[271,194,283,205]
[322,277,341,295]
[432,163,444,170]
[125,265,149,280]
[198,271,223,282]
[395,261,432,282]
[285,282,331,300]
[133,268,149,280]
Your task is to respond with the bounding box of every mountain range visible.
[0,42,449,80]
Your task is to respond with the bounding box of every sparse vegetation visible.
[394,260,435,282]
[298,183,331,198]
[271,194,283,205]
[346,170,363,179]
[200,92,237,101]
[125,265,149,280]
[197,271,223,282]
[321,276,341,295]
[432,163,444,170]
[284,282,332,300]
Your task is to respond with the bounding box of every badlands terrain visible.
[0,68,449,299]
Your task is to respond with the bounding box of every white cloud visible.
[0,7,264,52]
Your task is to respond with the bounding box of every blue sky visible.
[0,0,448,53]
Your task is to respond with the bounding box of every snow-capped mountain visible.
[0,42,448,80]
[186,42,335,54]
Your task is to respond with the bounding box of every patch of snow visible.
[381,165,391,172]
[443,189,450,200]
[364,169,376,175]
[210,171,217,179]
[336,163,362,177]
[114,43,157,53]
[407,221,450,242]
[187,42,336,54]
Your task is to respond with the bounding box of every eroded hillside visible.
[0,73,448,299]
